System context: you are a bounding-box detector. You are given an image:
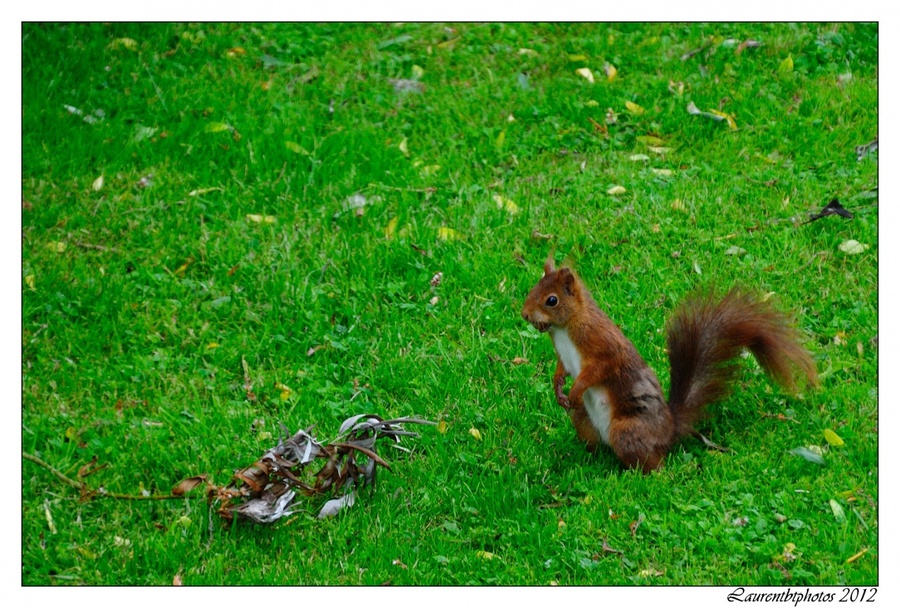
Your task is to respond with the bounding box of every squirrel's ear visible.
[543,258,555,276]
[558,268,575,295]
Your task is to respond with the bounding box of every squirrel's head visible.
[521,260,580,332]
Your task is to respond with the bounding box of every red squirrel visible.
[521,260,818,473]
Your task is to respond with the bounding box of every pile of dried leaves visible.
[174,414,433,524]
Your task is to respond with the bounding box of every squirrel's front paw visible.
[554,377,569,408]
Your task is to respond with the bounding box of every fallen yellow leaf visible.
[493,194,520,214]
[188,187,223,197]
[285,141,308,154]
[469,427,483,441]
[25,274,36,290]
[437,420,448,434]
[173,258,193,277]
[779,54,794,75]
[438,226,463,241]
[575,67,595,83]
[625,101,645,115]
[110,37,138,51]
[845,548,868,564]
[92,175,104,191]
[823,429,845,447]
[637,135,666,146]
[204,122,233,134]
[246,214,276,224]
[709,109,737,130]
[607,185,626,195]
[839,240,869,255]
[275,382,292,401]
[46,241,67,253]
[385,217,399,240]
[603,63,617,81]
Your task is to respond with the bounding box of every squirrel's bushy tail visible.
[666,288,818,440]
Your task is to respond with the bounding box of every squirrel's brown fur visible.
[522,261,818,472]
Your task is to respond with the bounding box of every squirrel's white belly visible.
[550,327,612,444]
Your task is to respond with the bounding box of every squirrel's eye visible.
[546,295,558,307]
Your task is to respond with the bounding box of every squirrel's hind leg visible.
[569,405,601,452]
[608,418,669,473]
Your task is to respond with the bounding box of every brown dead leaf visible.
[630,514,645,536]
[172,475,206,496]
[736,40,761,55]
[587,117,608,136]
[602,538,623,554]
[410,243,430,257]
[77,456,107,479]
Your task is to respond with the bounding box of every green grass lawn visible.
[22,22,877,585]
